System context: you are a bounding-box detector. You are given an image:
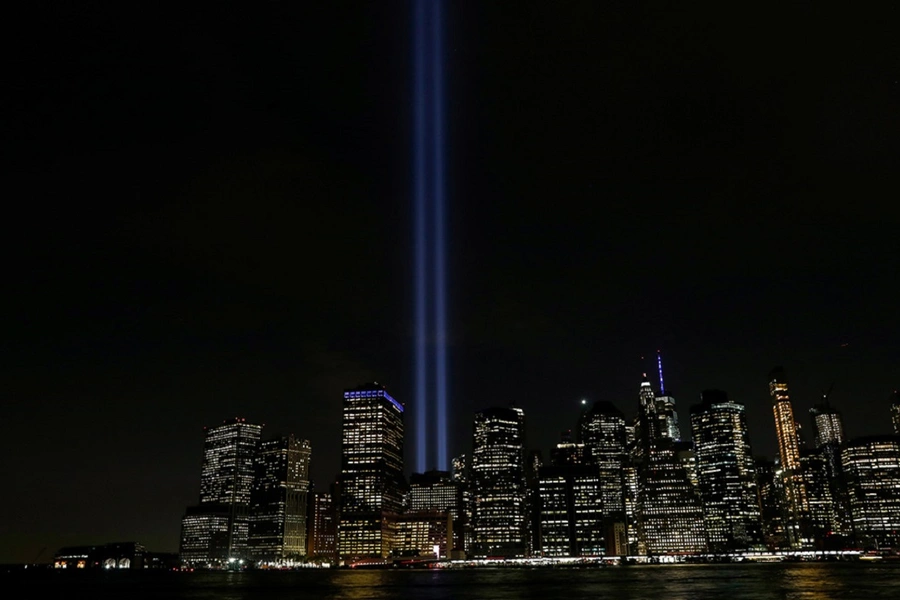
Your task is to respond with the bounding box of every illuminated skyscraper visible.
[841,436,900,547]
[471,406,527,558]
[309,487,338,560]
[798,447,837,545]
[810,399,845,448]
[337,384,405,560]
[633,376,706,554]
[654,351,681,441]
[180,418,263,566]
[809,395,852,538]
[690,390,762,551]
[755,457,787,549]
[537,464,605,557]
[408,470,465,553]
[768,367,809,547]
[578,401,627,524]
[247,435,311,563]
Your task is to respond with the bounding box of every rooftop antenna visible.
[657,349,665,395]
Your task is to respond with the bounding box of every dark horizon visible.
[5,2,898,564]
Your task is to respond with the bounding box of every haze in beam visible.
[413,0,449,472]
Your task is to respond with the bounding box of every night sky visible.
[5,2,898,564]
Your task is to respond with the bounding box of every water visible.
[6,563,899,599]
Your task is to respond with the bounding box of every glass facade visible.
[247,435,311,562]
[472,406,527,558]
[180,418,263,566]
[338,384,405,560]
[690,390,762,551]
[768,368,809,548]
[841,436,900,548]
[537,465,605,557]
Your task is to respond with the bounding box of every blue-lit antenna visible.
[657,350,665,395]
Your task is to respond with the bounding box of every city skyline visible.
[6,1,898,565]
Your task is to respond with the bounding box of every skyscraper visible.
[247,435,311,563]
[578,400,627,542]
[309,488,338,561]
[690,390,762,552]
[337,383,405,560]
[408,469,465,553]
[471,406,527,558]
[841,436,900,548]
[180,418,263,566]
[768,367,809,547]
[632,375,706,555]
[755,457,787,549]
[536,464,605,557]
[809,395,852,538]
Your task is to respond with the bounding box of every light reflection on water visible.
[10,563,899,600]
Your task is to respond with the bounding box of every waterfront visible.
[5,562,899,599]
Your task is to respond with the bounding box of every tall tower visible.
[690,390,762,551]
[841,436,900,548]
[768,367,809,547]
[247,435,311,563]
[654,351,681,441]
[578,401,627,520]
[180,418,263,566]
[471,406,527,558]
[337,383,405,560]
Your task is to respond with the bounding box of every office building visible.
[180,418,263,566]
[578,401,627,519]
[537,464,606,557]
[841,436,900,548]
[408,470,465,552]
[891,391,900,436]
[471,406,527,558]
[768,368,809,547]
[337,384,405,560]
[247,435,311,563]
[309,489,338,560]
[690,390,762,551]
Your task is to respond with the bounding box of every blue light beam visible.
[413,0,429,473]
[431,0,449,471]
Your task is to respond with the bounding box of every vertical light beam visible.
[413,0,428,473]
[431,0,449,471]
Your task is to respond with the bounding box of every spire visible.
[657,349,665,395]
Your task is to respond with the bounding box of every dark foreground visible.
[4,562,899,599]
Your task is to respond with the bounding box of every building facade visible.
[841,436,900,548]
[337,384,405,560]
[180,418,263,566]
[471,406,527,558]
[247,435,311,563]
[768,367,809,548]
[690,390,762,552]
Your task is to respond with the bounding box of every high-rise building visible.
[632,375,705,555]
[810,399,845,448]
[337,383,405,560]
[578,401,627,520]
[471,406,527,558]
[755,457,787,550]
[809,396,852,538]
[689,390,762,552]
[841,436,900,548]
[635,444,707,555]
[550,430,588,466]
[798,447,837,546]
[890,391,900,436]
[451,454,474,553]
[768,367,809,547]
[536,464,605,557]
[309,488,338,560]
[179,418,263,567]
[408,470,465,553]
[247,435,311,563]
